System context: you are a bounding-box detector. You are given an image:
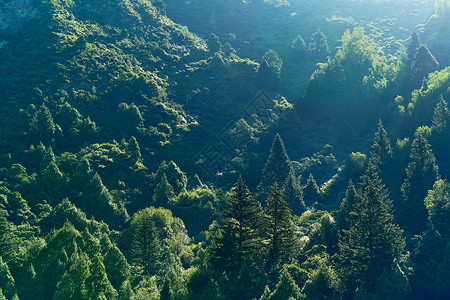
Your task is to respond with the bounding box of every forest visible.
[0,0,450,299]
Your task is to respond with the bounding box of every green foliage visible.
[369,120,393,174]
[338,166,405,296]
[264,183,297,273]
[425,180,450,237]
[400,132,439,235]
[0,256,17,300]
[29,104,56,145]
[411,45,440,86]
[303,173,321,207]
[258,134,294,203]
[308,29,330,59]
[208,176,263,274]
[282,171,306,215]
[153,173,176,205]
[267,269,302,300]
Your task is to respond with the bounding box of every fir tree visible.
[432,96,450,133]
[267,269,302,300]
[264,183,297,273]
[101,236,131,290]
[424,179,450,238]
[52,251,90,300]
[308,29,330,59]
[209,176,262,273]
[369,120,392,175]
[407,32,421,65]
[71,157,92,190]
[127,136,142,162]
[29,103,55,144]
[400,132,439,235]
[131,210,161,276]
[282,171,305,215]
[411,45,439,86]
[0,256,17,300]
[0,214,16,264]
[118,280,134,300]
[85,254,117,299]
[338,166,405,296]
[153,173,176,205]
[258,134,294,203]
[337,180,359,231]
[303,173,321,207]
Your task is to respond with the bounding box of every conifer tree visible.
[258,134,294,203]
[101,236,131,290]
[30,103,55,144]
[131,210,161,276]
[369,120,392,175]
[41,161,65,199]
[303,173,321,207]
[127,136,142,162]
[411,45,440,86]
[291,34,307,56]
[85,254,117,299]
[282,171,305,215]
[153,173,176,205]
[407,32,421,65]
[308,29,330,59]
[264,183,297,273]
[0,256,17,300]
[209,176,262,273]
[0,214,16,264]
[400,132,439,235]
[337,180,359,231]
[118,280,134,300]
[52,251,90,300]
[267,269,302,300]
[338,166,405,296]
[71,157,92,190]
[424,179,450,238]
[432,96,450,133]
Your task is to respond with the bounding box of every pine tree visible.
[131,210,161,276]
[432,96,450,133]
[308,29,330,59]
[0,256,17,300]
[424,179,450,238]
[209,176,262,273]
[0,214,16,264]
[127,136,142,162]
[264,183,297,273]
[407,32,421,65]
[118,280,134,300]
[410,45,440,86]
[71,157,92,190]
[258,134,294,203]
[101,236,131,290]
[282,171,305,215]
[153,173,176,205]
[85,254,117,299]
[30,103,55,144]
[267,269,302,300]
[400,132,439,235]
[337,180,359,231]
[369,120,392,175]
[303,173,321,207]
[52,251,90,300]
[41,161,65,199]
[338,166,405,296]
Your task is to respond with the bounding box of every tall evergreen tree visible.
[29,103,56,144]
[131,210,161,276]
[52,251,90,300]
[267,269,302,300]
[303,173,321,207]
[153,173,176,205]
[337,180,359,231]
[407,32,421,65]
[369,120,392,175]
[0,256,17,300]
[127,136,142,162]
[308,29,330,59]
[85,254,117,299]
[209,176,262,274]
[432,96,450,133]
[410,45,440,86]
[400,132,439,235]
[338,166,405,296]
[282,171,305,215]
[264,183,297,273]
[258,134,294,203]
[0,214,16,264]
